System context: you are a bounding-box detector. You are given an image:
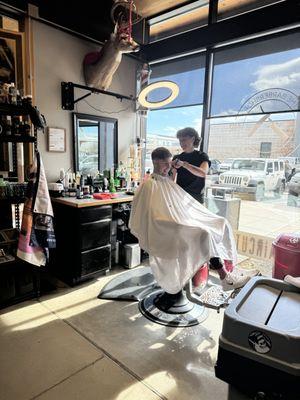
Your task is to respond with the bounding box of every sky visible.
[147,45,300,138]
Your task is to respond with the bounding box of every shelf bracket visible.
[61,82,134,111]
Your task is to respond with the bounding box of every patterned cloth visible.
[17,152,55,266]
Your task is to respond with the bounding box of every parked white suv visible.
[219,158,235,173]
[218,158,285,201]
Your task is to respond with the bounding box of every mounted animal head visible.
[83,22,140,90]
[111,21,140,53]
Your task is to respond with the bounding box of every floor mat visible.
[98,266,160,301]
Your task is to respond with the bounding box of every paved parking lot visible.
[238,193,300,238]
[206,176,300,238]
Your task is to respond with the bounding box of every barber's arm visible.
[173,160,209,178]
[171,159,178,181]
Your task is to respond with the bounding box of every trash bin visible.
[215,276,300,397]
[272,233,300,280]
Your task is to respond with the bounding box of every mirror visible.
[73,113,118,176]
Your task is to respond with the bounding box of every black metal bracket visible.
[61,82,135,111]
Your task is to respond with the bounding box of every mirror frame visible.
[73,112,118,174]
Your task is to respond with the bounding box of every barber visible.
[172,127,228,279]
[172,127,210,204]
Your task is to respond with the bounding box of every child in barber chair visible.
[129,147,253,294]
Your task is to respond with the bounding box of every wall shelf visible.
[0,135,36,143]
[0,103,28,116]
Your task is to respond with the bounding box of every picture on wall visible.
[0,29,24,89]
[48,127,66,152]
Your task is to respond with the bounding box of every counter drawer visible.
[79,205,112,223]
[80,218,111,251]
[81,245,111,276]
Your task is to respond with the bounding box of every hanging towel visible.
[129,173,237,294]
[17,152,56,266]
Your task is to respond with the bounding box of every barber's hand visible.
[172,159,185,169]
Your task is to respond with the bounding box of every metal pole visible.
[200,0,218,152]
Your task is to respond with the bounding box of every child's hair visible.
[176,127,201,147]
[151,147,172,161]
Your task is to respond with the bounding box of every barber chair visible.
[99,262,239,327]
[139,265,236,327]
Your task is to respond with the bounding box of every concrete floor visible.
[2,196,298,400]
[0,267,251,400]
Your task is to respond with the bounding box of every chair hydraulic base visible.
[139,289,208,327]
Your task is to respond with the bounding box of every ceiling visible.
[0,0,196,44]
[0,0,296,62]
[0,0,286,45]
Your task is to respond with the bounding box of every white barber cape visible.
[129,173,237,294]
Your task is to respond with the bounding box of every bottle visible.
[114,165,121,189]
[80,174,84,187]
[63,172,69,189]
[103,177,109,192]
[5,116,12,135]
[16,89,22,106]
[12,116,21,136]
[9,83,17,105]
[109,174,116,193]
[23,122,31,136]
[76,172,81,186]
[76,185,83,199]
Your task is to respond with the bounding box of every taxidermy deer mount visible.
[83,0,140,91]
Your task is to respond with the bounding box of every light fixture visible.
[137,80,179,109]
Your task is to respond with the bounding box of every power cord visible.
[83,99,132,114]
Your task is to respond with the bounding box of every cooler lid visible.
[272,233,300,252]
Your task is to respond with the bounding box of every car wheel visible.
[255,183,265,201]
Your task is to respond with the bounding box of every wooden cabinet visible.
[50,202,112,286]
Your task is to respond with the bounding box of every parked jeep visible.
[218,158,285,201]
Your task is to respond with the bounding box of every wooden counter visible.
[49,194,134,286]
[51,194,134,208]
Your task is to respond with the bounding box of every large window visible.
[146,54,205,171]
[217,0,285,21]
[149,53,205,109]
[145,29,300,274]
[146,105,203,171]
[211,32,300,117]
[149,0,209,42]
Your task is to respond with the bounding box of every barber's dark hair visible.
[151,147,172,161]
[176,127,201,147]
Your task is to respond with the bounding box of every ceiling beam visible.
[143,1,300,62]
